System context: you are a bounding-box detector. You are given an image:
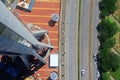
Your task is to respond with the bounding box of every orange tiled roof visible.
[16,0,60,80]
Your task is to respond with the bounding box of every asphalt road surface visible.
[63,0,100,80]
[80,0,100,80]
[65,0,79,80]
[92,0,100,80]
[80,0,91,80]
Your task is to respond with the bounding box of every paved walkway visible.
[110,15,120,28]
[108,72,115,80]
[16,0,60,80]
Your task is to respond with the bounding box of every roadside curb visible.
[58,0,67,80]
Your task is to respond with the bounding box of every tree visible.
[110,54,120,71]
[99,0,117,18]
[97,19,119,43]
[99,50,120,72]
[101,38,116,50]
[99,50,111,72]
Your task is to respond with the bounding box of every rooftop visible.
[16,0,60,79]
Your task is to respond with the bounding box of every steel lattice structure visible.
[0,0,53,69]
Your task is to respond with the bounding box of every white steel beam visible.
[0,1,53,48]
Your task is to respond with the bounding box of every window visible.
[0,22,5,33]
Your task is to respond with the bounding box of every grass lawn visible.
[110,67,120,80]
[108,15,120,28]
[108,16,115,23]
[113,32,120,54]
[100,0,120,80]
[113,0,120,22]
[107,16,120,54]
[102,73,110,80]
[107,16,120,80]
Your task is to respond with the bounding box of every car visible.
[93,54,97,61]
[96,70,100,77]
[81,69,85,76]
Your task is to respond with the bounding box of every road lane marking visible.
[88,0,94,80]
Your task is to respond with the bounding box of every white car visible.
[81,69,85,76]
[96,70,100,77]
[93,54,97,61]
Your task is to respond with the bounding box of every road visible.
[60,0,100,79]
[80,0,100,80]
[92,0,100,80]
[64,0,79,80]
[80,0,91,80]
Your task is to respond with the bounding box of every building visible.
[0,0,53,69]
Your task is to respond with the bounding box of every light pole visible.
[50,71,58,80]
[49,13,59,26]
[51,13,59,22]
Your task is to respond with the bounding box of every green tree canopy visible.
[101,38,116,50]
[99,50,120,72]
[111,54,120,71]
[99,50,111,72]
[97,19,119,43]
[99,0,117,18]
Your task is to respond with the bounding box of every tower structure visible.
[0,0,53,69]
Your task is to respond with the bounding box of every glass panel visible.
[0,22,24,42]
[0,23,5,33]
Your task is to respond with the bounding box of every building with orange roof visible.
[0,0,60,80]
